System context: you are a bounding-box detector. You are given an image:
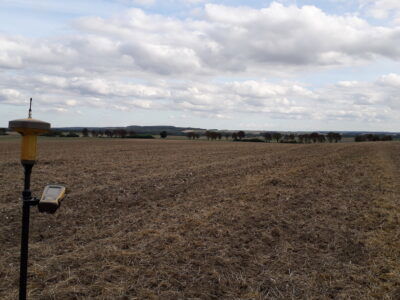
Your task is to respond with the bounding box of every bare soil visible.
[1,139,400,299]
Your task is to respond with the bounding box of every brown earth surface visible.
[1,138,400,299]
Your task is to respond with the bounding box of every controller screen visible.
[45,187,62,200]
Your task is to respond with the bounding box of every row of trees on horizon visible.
[188,131,343,143]
[355,134,393,142]
[13,127,395,143]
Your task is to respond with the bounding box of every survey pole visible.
[9,99,51,300]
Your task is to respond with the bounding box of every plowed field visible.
[1,139,400,299]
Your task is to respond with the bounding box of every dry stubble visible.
[0,138,399,299]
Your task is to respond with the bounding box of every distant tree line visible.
[354,134,393,142]
[42,130,79,137]
[180,130,344,144]
[42,128,154,139]
[187,131,201,139]
[0,128,8,135]
[91,129,154,139]
[197,130,246,141]
[87,128,136,138]
[259,132,342,143]
[40,128,397,144]
[184,130,247,141]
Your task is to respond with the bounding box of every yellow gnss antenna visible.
[9,98,50,164]
[9,98,66,300]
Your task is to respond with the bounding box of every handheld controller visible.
[38,185,66,214]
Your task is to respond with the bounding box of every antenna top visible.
[28,98,32,118]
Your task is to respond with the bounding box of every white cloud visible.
[1,71,398,124]
[66,99,77,106]
[357,0,400,23]
[0,88,23,105]
[360,0,400,18]
[1,3,400,79]
[378,73,400,86]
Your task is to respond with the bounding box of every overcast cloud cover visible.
[1,0,400,131]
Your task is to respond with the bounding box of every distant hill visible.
[53,126,400,137]
[126,125,205,135]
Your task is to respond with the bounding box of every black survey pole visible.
[19,163,33,300]
[9,99,51,299]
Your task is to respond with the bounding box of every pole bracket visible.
[22,192,39,206]
[26,198,39,206]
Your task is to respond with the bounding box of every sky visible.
[1,0,400,131]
